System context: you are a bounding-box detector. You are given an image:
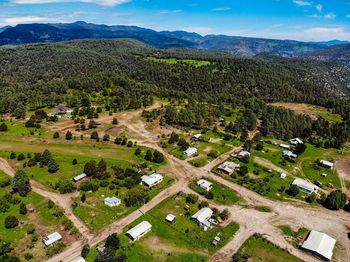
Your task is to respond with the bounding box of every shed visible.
[165,214,176,223]
[301,230,336,261]
[141,173,163,187]
[283,150,297,159]
[73,173,87,182]
[126,221,152,241]
[290,138,303,145]
[280,173,287,179]
[218,161,240,175]
[279,144,290,149]
[292,178,319,194]
[192,134,202,141]
[319,160,334,169]
[43,232,62,247]
[184,147,198,157]
[236,150,250,160]
[197,179,213,191]
[104,197,121,207]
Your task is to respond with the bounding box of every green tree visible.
[0,123,8,132]
[53,132,60,139]
[19,203,27,215]
[103,134,110,142]
[72,158,77,165]
[104,233,120,250]
[17,153,25,161]
[4,216,19,228]
[134,147,141,156]
[112,118,118,125]
[153,150,164,163]
[12,170,31,197]
[324,190,346,210]
[81,244,90,258]
[90,131,99,140]
[144,150,153,161]
[48,159,59,173]
[65,131,73,140]
[84,160,97,177]
[286,185,299,197]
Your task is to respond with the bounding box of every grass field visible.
[235,234,303,262]
[73,176,175,230]
[0,171,80,261]
[86,194,239,261]
[0,119,52,138]
[189,179,242,205]
[146,57,211,67]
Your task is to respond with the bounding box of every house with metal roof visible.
[192,207,213,231]
[197,179,213,191]
[165,214,176,223]
[104,197,121,207]
[283,150,297,159]
[184,147,198,157]
[73,173,87,182]
[290,138,303,145]
[141,173,163,187]
[301,230,336,261]
[192,134,202,141]
[126,221,152,241]
[43,232,62,247]
[292,178,319,194]
[218,161,240,175]
[319,160,334,169]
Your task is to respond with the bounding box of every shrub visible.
[19,203,27,215]
[72,158,77,165]
[47,200,55,209]
[81,244,90,258]
[286,185,299,197]
[53,132,60,139]
[46,242,65,257]
[103,134,110,142]
[186,194,198,204]
[65,131,73,140]
[323,190,346,210]
[17,153,25,161]
[0,123,8,132]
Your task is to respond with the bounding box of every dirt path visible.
[253,156,289,174]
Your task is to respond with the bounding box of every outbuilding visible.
[197,179,213,191]
[280,173,287,179]
[165,214,176,223]
[43,232,62,247]
[192,134,202,141]
[279,144,290,149]
[73,173,87,182]
[301,230,336,261]
[283,150,297,159]
[292,178,319,194]
[236,150,250,161]
[126,221,152,241]
[218,161,240,175]
[184,147,198,157]
[141,173,163,187]
[104,197,121,207]
[290,138,303,145]
[192,207,213,231]
[319,160,334,169]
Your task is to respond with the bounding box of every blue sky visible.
[0,0,349,41]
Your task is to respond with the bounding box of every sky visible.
[0,0,349,41]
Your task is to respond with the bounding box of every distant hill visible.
[307,44,350,63]
[0,21,349,62]
[312,40,350,47]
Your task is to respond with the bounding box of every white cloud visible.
[293,0,312,7]
[3,16,49,24]
[211,7,232,11]
[303,27,350,41]
[316,4,322,12]
[324,12,336,19]
[9,0,131,7]
[158,10,182,15]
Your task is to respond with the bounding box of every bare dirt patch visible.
[336,157,350,182]
[269,102,319,120]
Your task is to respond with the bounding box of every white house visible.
[192,134,202,141]
[141,173,163,187]
[283,150,297,159]
[319,160,334,169]
[165,214,176,223]
[280,173,287,179]
[126,221,152,241]
[292,178,319,194]
[301,230,336,261]
[73,173,87,182]
[43,232,62,247]
[192,207,213,231]
[197,179,213,191]
[104,197,121,207]
[184,147,198,157]
[290,138,303,145]
[218,161,240,175]
[279,144,290,149]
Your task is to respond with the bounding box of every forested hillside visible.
[0,39,349,147]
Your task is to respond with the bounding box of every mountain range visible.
[0,21,349,61]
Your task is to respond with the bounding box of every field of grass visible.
[235,234,303,262]
[0,119,52,138]
[86,194,239,261]
[0,172,79,261]
[278,225,309,247]
[189,179,241,205]
[146,57,211,67]
[73,176,175,230]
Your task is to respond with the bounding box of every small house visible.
[104,197,121,207]
[290,138,303,145]
[184,147,198,157]
[192,207,213,231]
[236,150,250,161]
[218,161,240,175]
[197,179,213,191]
[319,160,334,169]
[73,173,87,182]
[301,230,336,261]
[165,214,176,223]
[280,173,287,179]
[282,150,297,159]
[126,221,152,241]
[141,173,163,187]
[292,178,318,194]
[43,232,62,247]
[279,144,290,149]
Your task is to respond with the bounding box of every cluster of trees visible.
[144,149,165,163]
[95,233,126,262]
[24,149,60,173]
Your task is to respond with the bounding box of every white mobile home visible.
[43,232,62,247]
[290,138,303,145]
[197,179,213,191]
[104,197,121,207]
[319,160,334,169]
[292,178,318,194]
[283,150,297,159]
[126,221,152,241]
[192,207,213,231]
[73,173,87,182]
[279,144,290,149]
[301,230,336,261]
